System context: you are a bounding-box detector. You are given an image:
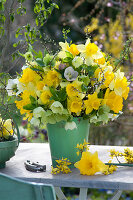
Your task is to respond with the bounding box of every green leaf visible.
[15,27,22,38]
[29,95,36,104]
[52,3,59,9]
[18,51,25,57]
[26,24,30,32]
[50,87,67,102]
[35,18,39,26]
[63,57,72,63]
[65,51,73,58]
[13,43,18,48]
[33,50,43,59]
[28,44,33,52]
[36,58,44,67]
[98,90,104,98]
[23,104,36,110]
[85,65,98,76]
[44,49,48,56]
[37,50,43,58]
[79,75,90,85]
[10,13,14,22]
[81,84,88,92]
[30,67,43,72]
[0,27,4,36]
[12,52,19,61]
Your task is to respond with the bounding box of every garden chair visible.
[0,173,56,200]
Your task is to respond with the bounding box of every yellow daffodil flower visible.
[44,70,61,88]
[84,92,101,114]
[77,38,104,64]
[19,68,40,85]
[36,81,45,91]
[58,41,79,58]
[15,90,36,120]
[40,89,52,105]
[74,151,106,175]
[95,65,114,88]
[67,97,83,115]
[109,69,130,99]
[102,88,123,113]
[66,80,84,99]
[0,119,13,139]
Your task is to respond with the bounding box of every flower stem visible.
[105,163,133,167]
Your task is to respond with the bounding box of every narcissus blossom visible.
[75,151,106,175]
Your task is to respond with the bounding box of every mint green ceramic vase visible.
[47,118,90,168]
[0,138,18,169]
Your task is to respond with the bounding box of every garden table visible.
[0,143,133,200]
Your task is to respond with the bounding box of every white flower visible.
[64,67,78,81]
[30,117,40,126]
[72,56,83,68]
[90,116,98,123]
[16,81,24,95]
[65,121,77,131]
[77,38,103,63]
[6,79,19,96]
[22,65,28,70]
[50,101,64,114]
[60,81,69,88]
[24,52,33,62]
[19,126,29,136]
[33,107,46,118]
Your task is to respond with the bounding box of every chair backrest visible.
[0,173,56,200]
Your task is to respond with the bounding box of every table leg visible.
[79,188,88,200]
[54,187,67,200]
[111,190,123,200]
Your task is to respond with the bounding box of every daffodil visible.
[74,151,106,175]
[44,70,61,88]
[109,69,130,99]
[40,89,52,105]
[15,90,36,120]
[102,88,123,113]
[84,92,101,114]
[95,65,114,88]
[58,41,79,58]
[77,38,104,65]
[0,119,13,139]
[19,67,40,86]
[36,81,45,91]
[66,80,84,99]
[67,97,83,115]
[94,57,106,65]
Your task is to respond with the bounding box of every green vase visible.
[47,118,90,168]
[0,138,18,169]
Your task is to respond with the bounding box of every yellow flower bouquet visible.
[0,115,19,168]
[6,38,130,129]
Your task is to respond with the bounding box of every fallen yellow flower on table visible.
[74,151,106,175]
